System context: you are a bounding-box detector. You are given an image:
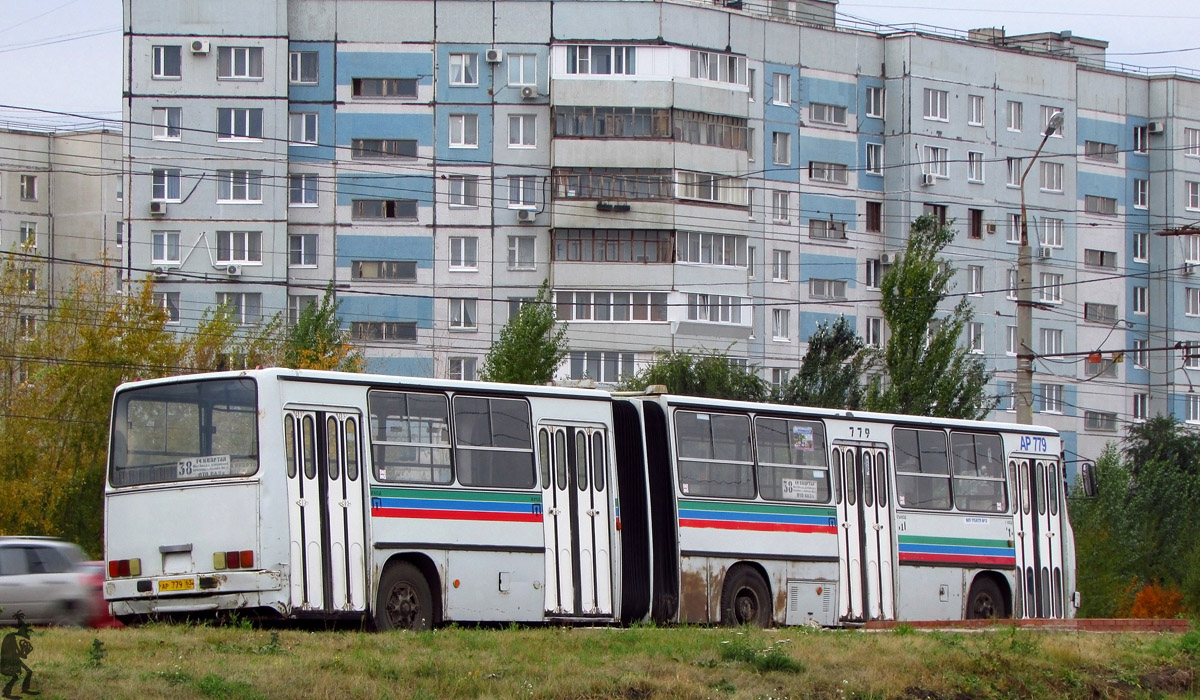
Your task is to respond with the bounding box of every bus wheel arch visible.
[719,563,773,627]
[374,555,442,632]
[966,572,1009,619]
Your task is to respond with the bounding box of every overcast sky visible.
[0,0,1196,128]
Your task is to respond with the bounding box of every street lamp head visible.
[1046,111,1064,136]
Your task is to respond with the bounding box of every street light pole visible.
[1016,111,1064,425]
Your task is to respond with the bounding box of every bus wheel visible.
[720,567,771,627]
[966,577,1006,619]
[375,562,433,632]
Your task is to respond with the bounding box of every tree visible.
[479,281,568,385]
[620,349,769,402]
[778,316,866,409]
[282,284,363,372]
[865,214,995,419]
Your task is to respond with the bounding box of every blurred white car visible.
[0,537,90,626]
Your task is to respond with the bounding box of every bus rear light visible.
[108,558,141,578]
[239,550,254,568]
[226,551,240,569]
[213,550,255,570]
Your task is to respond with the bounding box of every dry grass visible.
[13,622,1198,700]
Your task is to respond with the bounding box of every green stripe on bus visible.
[898,534,1011,548]
[678,498,835,517]
[370,487,541,504]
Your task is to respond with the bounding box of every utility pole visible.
[1016,111,1064,425]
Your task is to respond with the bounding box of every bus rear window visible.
[110,378,259,486]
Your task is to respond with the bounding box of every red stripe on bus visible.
[899,553,1015,566]
[679,518,836,535]
[372,507,541,523]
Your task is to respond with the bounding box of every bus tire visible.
[375,561,433,632]
[720,566,772,627]
[966,577,1006,619]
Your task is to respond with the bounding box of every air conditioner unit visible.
[1185,263,1196,277]
[1038,246,1053,259]
[485,48,503,63]
[149,201,167,216]
[1148,120,1165,134]
[520,86,539,100]
[919,173,935,187]
[985,223,997,235]
[190,40,210,55]
[225,264,241,276]
[516,209,536,223]
[152,267,168,280]
[879,253,893,265]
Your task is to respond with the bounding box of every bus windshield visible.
[110,377,259,487]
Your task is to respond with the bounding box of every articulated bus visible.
[104,368,1076,629]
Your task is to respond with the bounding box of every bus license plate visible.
[159,578,195,592]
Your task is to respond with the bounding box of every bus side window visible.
[453,396,536,489]
[893,428,950,510]
[345,417,359,481]
[753,417,830,503]
[284,414,297,479]
[326,416,340,480]
[674,411,754,499]
[950,432,1007,512]
[368,391,452,484]
[302,415,316,479]
[538,429,551,490]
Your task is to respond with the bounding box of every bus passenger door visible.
[285,411,324,611]
[322,413,367,612]
[538,423,613,617]
[834,443,895,622]
[1014,457,1064,618]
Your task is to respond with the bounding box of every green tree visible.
[282,284,363,372]
[865,214,995,419]
[620,349,769,401]
[778,316,866,409]
[479,281,568,385]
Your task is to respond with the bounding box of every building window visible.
[769,368,789,391]
[1041,327,1062,358]
[1041,218,1063,248]
[509,114,536,148]
[449,299,477,330]
[1040,161,1063,192]
[352,78,418,98]
[216,292,263,325]
[1133,338,1148,368]
[811,103,847,126]
[19,268,36,294]
[449,53,478,85]
[508,53,536,86]
[688,50,748,85]
[288,295,317,325]
[1039,273,1063,303]
[1083,248,1117,269]
[1133,286,1149,313]
[810,219,846,241]
[449,114,479,148]
[1185,341,1200,370]
[809,161,849,184]
[1041,106,1063,136]
[923,146,948,178]
[1084,302,1118,324]
[152,230,180,264]
[1085,411,1118,432]
[288,112,318,145]
[968,265,983,295]
[18,175,37,201]
[154,292,180,323]
[352,260,418,281]
[865,317,883,348]
[1006,158,1022,187]
[675,170,748,205]
[1188,288,1200,317]
[1006,325,1017,356]
[968,208,984,239]
[568,351,635,383]
[216,170,262,202]
[1006,100,1023,131]
[865,259,881,289]
[866,143,884,175]
[447,174,479,207]
[216,107,263,140]
[288,233,317,267]
[351,138,417,160]
[566,45,637,76]
[352,199,418,221]
[772,73,790,105]
[968,94,984,126]
[448,236,478,270]
[152,45,181,79]
[1186,396,1200,424]
[866,86,885,118]
[151,169,181,201]
[1134,231,1149,261]
[554,290,667,322]
[771,190,790,222]
[772,308,790,340]
[967,151,984,183]
[351,321,418,342]
[967,322,984,354]
[1189,182,1200,210]
[1085,140,1118,162]
[1186,128,1200,157]
[923,88,948,121]
[152,107,181,140]
[771,249,789,281]
[687,294,745,324]
[924,203,948,226]
[676,231,747,267]
[289,173,318,206]
[217,230,262,263]
[509,175,536,208]
[999,380,1015,411]
[810,278,847,300]
[866,201,882,233]
[1007,213,1022,244]
[508,236,536,270]
[217,46,264,80]
[1133,393,1148,422]
[1134,179,1148,209]
[1040,384,1063,413]
[289,51,319,84]
[553,229,672,264]
[772,132,791,165]
[554,106,672,139]
[1186,234,1200,263]
[448,357,477,381]
[1085,195,1118,215]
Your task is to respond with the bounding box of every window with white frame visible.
[566,45,637,76]
[152,107,181,140]
[809,161,849,184]
[1134,179,1148,209]
[289,51,318,84]
[968,94,984,126]
[686,293,744,324]
[968,265,983,295]
[771,249,789,281]
[676,231,747,267]
[1006,325,1017,356]
[151,168,181,201]
[1043,218,1063,248]
[1186,341,1200,369]
[152,230,180,264]
[866,143,884,175]
[449,298,477,330]
[1039,273,1063,303]
[509,114,536,148]
[967,151,984,182]
[1134,125,1148,154]
[509,175,536,208]
[18,222,35,249]
[1041,384,1063,413]
[1006,157,1022,187]
[1133,285,1148,314]
[772,73,790,105]
[1189,395,1200,424]
[923,88,948,121]
[690,51,748,85]
[1041,106,1063,136]
[448,236,478,270]
[772,132,790,165]
[772,308,790,340]
[866,86,885,118]
[967,322,984,354]
[923,146,948,178]
[865,259,881,289]
[1186,128,1200,157]
[747,68,756,101]
[1006,100,1023,131]
[217,46,264,79]
[770,368,789,390]
[288,112,318,145]
[1040,161,1063,192]
[1133,393,1148,422]
[866,317,883,348]
[289,173,318,206]
[1186,234,1200,263]
[1188,287,1200,317]
[152,45,181,79]
[553,290,668,322]
[217,107,263,140]
[449,53,478,85]
[1188,181,1200,210]
[216,292,263,327]
[811,103,847,125]
[568,351,635,383]
[675,171,747,205]
[508,235,536,270]
[747,245,756,278]
[19,268,36,294]
[1133,338,1148,368]
[999,380,1015,412]
[18,175,35,201]
[771,190,790,222]
[217,230,262,263]
[449,357,477,381]
[1007,213,1022,244]
[1041,327,1063,357]
[216,170,262,202]
[508,53,536,86]
[288,232,317,267]
[448,174,479,207]
[1134,231,1148,261]
[809,278,847,300]
[154,292,180,323]
[448,113,478,148]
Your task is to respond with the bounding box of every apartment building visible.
[122,0,1200,470]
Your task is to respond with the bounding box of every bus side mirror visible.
[1078,462,1096,498]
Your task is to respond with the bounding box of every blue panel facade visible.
[336,234,434,268]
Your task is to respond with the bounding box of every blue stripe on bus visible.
[676,507,832,527]
[899,543,1014,557]
[374,496,535,514]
